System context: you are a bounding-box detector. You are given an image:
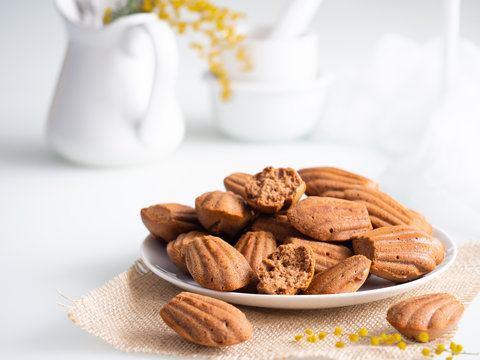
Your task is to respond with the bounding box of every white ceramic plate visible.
[141,227,456,309]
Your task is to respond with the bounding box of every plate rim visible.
[141,226,457,309]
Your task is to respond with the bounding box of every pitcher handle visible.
[127,19,184,150]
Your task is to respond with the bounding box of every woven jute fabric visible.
[60,243,480,360]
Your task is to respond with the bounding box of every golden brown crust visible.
[284,237,353,273]
[304,255,371,294]
[320,186,433,234]
[235,231,277,276]
[287,197,372,241]
[224,172,252,199]
[140,203,201,242]
[166,231,208,272]
[185,235,255,291]
[298,167,378,196]
[245,167,306,214]
[160,292,253,347]
[386,293,464,341]
[352,226,443,282]
[257,244,315,295]
[250,213,304,242]
[195,191,253,238]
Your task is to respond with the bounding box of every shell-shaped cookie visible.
[195,191,253,238]
[322,186,433,235]
[245,167,306,214]
[224,172,252,199]
[167,231,208,272]
[140,203,201,242]
[284,237,353,273]
[298,167,378,196]
[185,235,255,291]
[257,244,315,295]
[287,197,372,241]
[160,292,253,347]
[250,213,304,242]
[352,226,444,282]
[387,293,464,341]
[304,255,371,294]
[234,231,277,274]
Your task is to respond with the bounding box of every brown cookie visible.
[322,186,433,234]
[250,213,304,243]
[195,191,253,238]
[284,237,353,274]
[160,292,253,347]
[352,226,444,282]
[298,167,378,196]
[224,172,252,199]
[141,203,201,242]
[304,255,371,294]
[166,231,208,272]
[245,167,306,214]
[185,235,255,291]
[257,244,315,295]
[387,293,464,341]
[234,231,277,276]
[287,196,372,241]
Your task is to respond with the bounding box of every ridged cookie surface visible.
[141,203,201,242]
[224,172,252,199]
[185,235,254,291]
[298,167,378,196]
[304,255,371,294]
[284,237,353,273]
[287,197,372,241]
[387,293,464,341]
[235,231,277,275]
[245,167,306,214]
[167,231,208,272]
[160,292,253,347]
[257,244,315,295]
[195,191,253,237]
[352,226,444,282]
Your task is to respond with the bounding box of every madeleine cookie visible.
[304,255,371,294]
[387,293,464,341]
[235,231,277,275]
[250,213,304,243]
[160,292,253,347]
[353,226,444,282]
[185,235,254,291]
[287,197,372,241]
[224,172,252,199]
[195,191,253,238]
[298,167,378,197]
[245,167,306,214]
[141,203,201,242]
[257,244,315,295]
[284,237,353,274]
[166,231,208,272]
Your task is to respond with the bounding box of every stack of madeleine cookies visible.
[141,166,445,296]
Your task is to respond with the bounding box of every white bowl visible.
[208,73,333,142]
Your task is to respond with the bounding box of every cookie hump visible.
[287,196,372,241]
[387,293,464,341]
[185,235,255,291]
[235,231,277,275]
[160,292,253,347]
[353,225,444,282]
[140,203,201,242]
[304,255,371,294]
[167,231,208,273]
[298,167,378,196]
[224,172,252,199]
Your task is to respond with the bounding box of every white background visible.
[1,1,480,359]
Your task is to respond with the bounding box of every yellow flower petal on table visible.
[358,328,368,337]
[318,332,327,340]
[393,333,402,342]
[335,341,344,348]
[334,327,342,336]
[294,335,303,342]
[435,344,445,355]
[371,337,379,346]
[422,348,430,356]
[305,329,313,335]
[418,332,429,343]
[349,333,359,342]
[398,341,406,350]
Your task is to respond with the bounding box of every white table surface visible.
[0,121,478,360]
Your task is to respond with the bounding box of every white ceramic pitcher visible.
[47,0,184,166]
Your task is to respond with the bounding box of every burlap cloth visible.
[59,243,480,360]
